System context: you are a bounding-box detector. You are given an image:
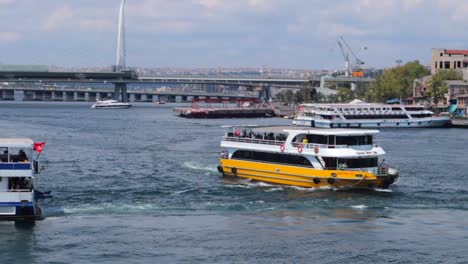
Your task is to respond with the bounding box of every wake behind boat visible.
[91,100,132,109]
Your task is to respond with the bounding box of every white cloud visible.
[0,31,20,41]
[42,6,75,31]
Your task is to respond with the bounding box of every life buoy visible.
[297,144,303,153]
[234,129,241,136]
[280,144,285,152]
[314,145,319,154]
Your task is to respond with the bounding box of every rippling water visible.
[0,102,467,263]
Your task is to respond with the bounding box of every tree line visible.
[274,61,462,105]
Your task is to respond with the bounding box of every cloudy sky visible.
[0,0,467,70]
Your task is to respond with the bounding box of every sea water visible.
[0,102,467,263]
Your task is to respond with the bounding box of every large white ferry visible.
[218,126,399,189]
[293,103,451,128]
[0,139,49,221]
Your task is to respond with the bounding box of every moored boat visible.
[0,139,50,222]
[91,100,132,109]
[218,126,399,189]
[293,103,451,128]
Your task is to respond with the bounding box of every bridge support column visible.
[175,96,182,103]
[113,83,128,102]
[350,82,357,92]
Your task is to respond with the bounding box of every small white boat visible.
[91,100,132,109]
[156,100,166,105]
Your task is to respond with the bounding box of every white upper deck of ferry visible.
[221,126,384,159]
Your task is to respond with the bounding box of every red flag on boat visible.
[33,142,46,153]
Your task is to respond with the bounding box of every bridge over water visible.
[0,70,375,102]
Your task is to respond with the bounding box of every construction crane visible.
[337,36,366,77]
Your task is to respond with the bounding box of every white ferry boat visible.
[91,100,132,109]
[293,103,451,128]
[0,139,49,221]
[218,126,399,189]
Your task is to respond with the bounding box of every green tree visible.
[427,69,463,107]
[367,61,430,102]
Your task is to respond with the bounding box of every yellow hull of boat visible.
[219,158,392,189]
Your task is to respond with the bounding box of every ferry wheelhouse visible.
[218,126,399,189]
[293,103,451,128]
[0,139,47,221]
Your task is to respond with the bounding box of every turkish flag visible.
[34,142,46,153]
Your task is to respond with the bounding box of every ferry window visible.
[0,147,8,162]
[231,150,313,167]
[303,135,328,144]
[391,107,401,111]
[338,158,378,168]
[370,108,375,111]
[336,136,373,145]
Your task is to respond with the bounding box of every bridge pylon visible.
[258,85,272,103]
[113,83,128,102]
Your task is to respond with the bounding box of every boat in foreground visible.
[91,100,132,109]
[293,103,450,128]
[0,139,50,222]
[218,126,399,189]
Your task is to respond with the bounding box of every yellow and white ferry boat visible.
[218,126,399,189]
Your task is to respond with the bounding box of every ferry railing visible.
[223,136,285,146]
[291,142,349,149]
[6,189,32,193]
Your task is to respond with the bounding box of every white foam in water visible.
[63,203,160,215]
[182,161,218,173]
[373,188,393,193]
[351,205,368,209]
[265,187,284,192]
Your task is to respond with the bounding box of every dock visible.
[173,98,275,118]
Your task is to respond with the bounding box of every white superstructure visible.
[293,103,451,128]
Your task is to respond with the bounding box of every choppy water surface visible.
[0,102,467,263]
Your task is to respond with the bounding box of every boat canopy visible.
[386,98,400,104]
[448,105,458,113]
[0,138,34,148]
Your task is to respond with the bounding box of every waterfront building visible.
[431,48,468,75]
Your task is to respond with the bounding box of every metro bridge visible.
[0,70,375,102]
